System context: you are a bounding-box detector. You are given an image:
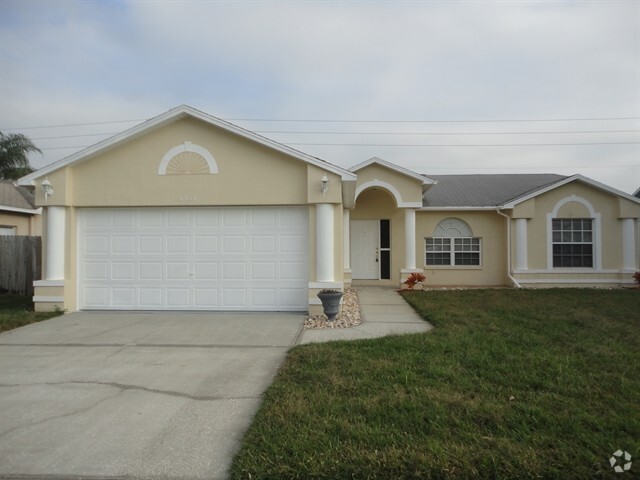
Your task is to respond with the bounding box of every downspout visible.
[496,208,522,288]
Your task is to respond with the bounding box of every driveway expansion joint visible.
[0,381,257,402]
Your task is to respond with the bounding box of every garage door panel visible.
[140,236,163,254]
[195,262,217,280]
[195,235,218,253]
[84,262,108,281]
[167,236,190,253]
[167,262,190,280]
[167,288,190,307]
[112,288,135,307]
[79,207,308,311]
[112,262,135,280]
[85,236,108,254]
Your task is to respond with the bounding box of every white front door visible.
[351,219,378,279]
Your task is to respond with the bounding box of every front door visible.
[351,220,379,279]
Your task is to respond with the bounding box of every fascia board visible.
[18,105,356,185]
[502,174,640,208]
[0,205,42,215]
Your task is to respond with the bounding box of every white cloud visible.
[1,0,638,191]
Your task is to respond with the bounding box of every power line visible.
[31,132,120,140]
[3,115,639,131]
[2,119,147,131]
[27,129,640,142]
[256,129,640,136]
[231,116,640,124]
[38,141,640,151]
[416,164,638,170]
[285,141,640,147]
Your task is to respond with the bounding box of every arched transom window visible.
[425,218,481,266]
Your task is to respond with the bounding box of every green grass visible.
[231,289,640,479]
[0,293,62,333]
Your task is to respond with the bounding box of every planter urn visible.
[317,290,344,321]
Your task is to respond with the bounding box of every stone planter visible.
[317,290,344,321]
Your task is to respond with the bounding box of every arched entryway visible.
[350,187,399,283]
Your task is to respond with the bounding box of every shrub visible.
[633,271,640,287]
[403,272,426,289]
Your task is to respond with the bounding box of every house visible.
[17,106,640,313]
[0,180,42,236]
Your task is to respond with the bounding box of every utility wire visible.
[38,141,640,151]
[230,116,640,124]
[256,129,639,136]
[285,141,640,147]
[28,128,640,141]
[2,119,147,131]
[3,116,639,131]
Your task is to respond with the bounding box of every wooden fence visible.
[0,236,42,296]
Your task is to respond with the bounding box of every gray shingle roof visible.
[0,180,37,210]
[422,174,567,207]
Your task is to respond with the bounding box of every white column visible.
[514,218,528,270]
[46,206,65,280]
[621,218,636,271]
[404,208,416,270]
[343,208,350,270]
[316,203,334,282]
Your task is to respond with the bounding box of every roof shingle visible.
[422,174,567,207]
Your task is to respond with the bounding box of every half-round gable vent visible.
[433,218,473,237]
[158,142,218,176]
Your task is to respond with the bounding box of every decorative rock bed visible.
[304,287,362,329]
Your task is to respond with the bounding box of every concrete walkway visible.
[297,286,432,345]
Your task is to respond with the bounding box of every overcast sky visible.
[1,0,639,193]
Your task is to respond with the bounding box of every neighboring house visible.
[17,105,640,313]
[634,187,640,199]
[0,180,42,236]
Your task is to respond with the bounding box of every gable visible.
[513,180,640,220]
[62,117,319,206]
[352,161,424,207]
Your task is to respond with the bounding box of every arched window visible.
[425,218,481,266]
[547,195,599,269]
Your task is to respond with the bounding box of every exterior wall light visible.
[321,174,329,195]
[42,177,53,202]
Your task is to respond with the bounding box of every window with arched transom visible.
[425,218,481,266]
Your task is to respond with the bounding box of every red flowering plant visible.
[403,272,426,290]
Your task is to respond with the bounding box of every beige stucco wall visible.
[31,116,349,312]
[0,211,41,235]
[521,182,639,272]
[417,210,508,286]
[354,163,423,206]
[36,117,319,208]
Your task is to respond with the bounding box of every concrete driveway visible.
[0,311,305,480]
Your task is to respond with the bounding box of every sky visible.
[1,0,639,194]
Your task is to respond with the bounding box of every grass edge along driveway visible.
[0,294,62,333]
[231,289,640,480]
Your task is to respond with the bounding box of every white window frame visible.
[425,218,482,267]
[551,218,594,268]
[546,195,601,271]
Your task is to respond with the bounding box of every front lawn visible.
[231,289,639,479]
[0,293,62,333]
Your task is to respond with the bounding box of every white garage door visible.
[78,207,308,311]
